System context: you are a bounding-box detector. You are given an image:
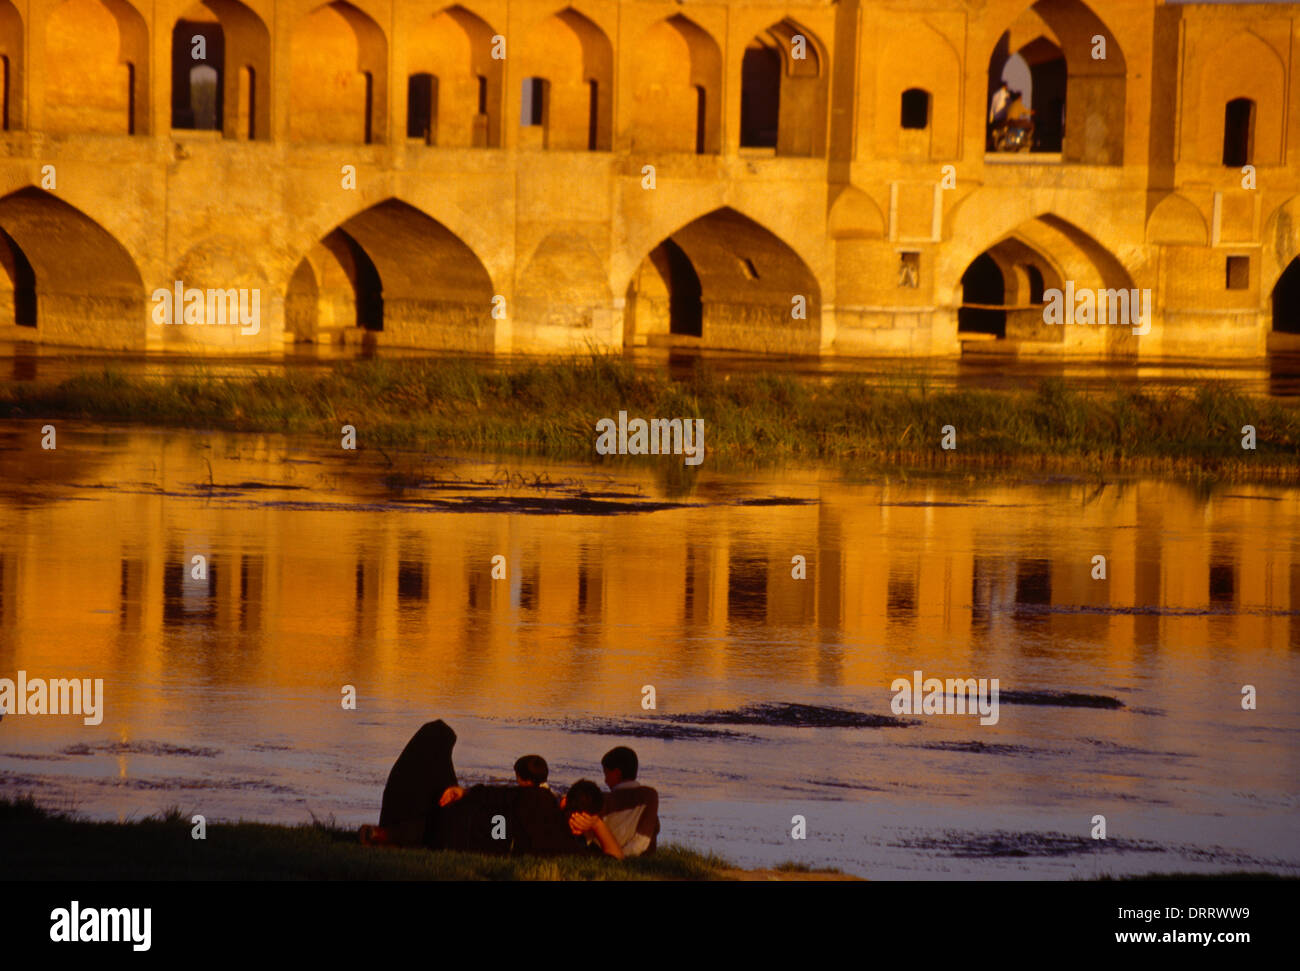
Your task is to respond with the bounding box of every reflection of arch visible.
[1147,194,1208,246]
[879,22,960,158]
[628,15,721,155]
[0,0,24,130]
[287,199,494,349]
[624,207,821,354]
[290,2,387,144]
[46,0,150,135]
[740,20,827,156]
[172,0,270,139]
[1195,32,1284,166]
[517,8,613,150]
[987,0,1126,163]
[408,5,502,148]
[0,187,145,347]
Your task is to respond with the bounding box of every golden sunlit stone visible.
[0,0,1293,360]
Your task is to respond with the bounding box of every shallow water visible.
[0,422,1297,878]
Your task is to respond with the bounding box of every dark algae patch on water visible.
[674,702,914,728]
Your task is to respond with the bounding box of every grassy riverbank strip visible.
[1,356,1296,477]
[0,796,736,881]
[1,798,1287,881]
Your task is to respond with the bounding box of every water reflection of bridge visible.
[2,452,1297,699]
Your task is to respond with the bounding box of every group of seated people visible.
[359,719,659,859]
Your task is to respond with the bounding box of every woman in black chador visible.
[372,719,460,847]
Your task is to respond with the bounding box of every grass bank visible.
[0,795,734,881]
[1,356,1297,478]
[3,798,1287,881]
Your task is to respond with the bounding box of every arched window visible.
[172,21,224,131]
[900,88,930,129]
[1223,98,1255,167]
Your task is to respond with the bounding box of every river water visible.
[0,421,1297,878]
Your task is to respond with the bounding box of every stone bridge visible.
[0,0,1297,359]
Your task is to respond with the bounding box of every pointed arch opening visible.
[987,0,1125,163]
[46,0,150,135]
[171,0,270,139]
[517,8,612,151]
[956,213,1135,356]
[0,188,144,347]
[1194,33,1284,166]
[287,200,494,350]
[628,15,721,155]
[290,1,387,144]
[407,6,502,149]
[1272,258,1300,335]
[624,207,820,354]
[739,20,826,157]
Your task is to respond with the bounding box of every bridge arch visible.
[406,5,502,148]
[623,206,821,354]
[626,15,721,155]
[0,187,145,347]
[290,1,387,144]
[170,0,270,139]
[985,0,1126,163]
[516,7,613,151]
[285,198,495,350]
[948,209,1136,354]
[45,0,150,135]
[739,18,827,157]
